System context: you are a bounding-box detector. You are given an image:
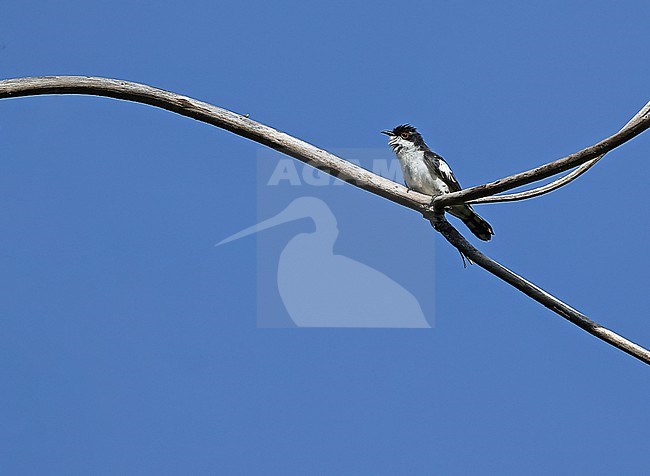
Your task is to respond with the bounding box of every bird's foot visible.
[427,192,444,208]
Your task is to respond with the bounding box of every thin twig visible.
[0,75,648,365]
[467,158,602,204]
[435,100,650,207]
[467,100,650,205]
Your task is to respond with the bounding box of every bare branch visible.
[435,100,650,207]
[1,75,648,365]
[427,209,650,364]
[467,100,650,205]
[467,159,602,204]
[0,75,432,212]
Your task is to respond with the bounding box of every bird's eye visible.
[400,132,410,139]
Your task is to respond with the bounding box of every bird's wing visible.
[424,150,462,192]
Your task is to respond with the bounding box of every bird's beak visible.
[216,207,297,246]
[216,199,310,246]
[381,130,393,136]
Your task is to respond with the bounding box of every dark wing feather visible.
[423,150,462,192]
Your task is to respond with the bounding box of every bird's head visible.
[381,124,425,152]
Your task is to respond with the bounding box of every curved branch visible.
[467,101,650,205]
[0,75,432,213]
[1,75,648,365]
[435,100,650,207]
[467,159,602,204]
[428,209,650,364]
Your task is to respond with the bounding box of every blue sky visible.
[1,1,649,474]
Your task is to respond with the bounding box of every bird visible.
[217,197,429,328]
[382,124,494,241]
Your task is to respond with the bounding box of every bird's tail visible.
[448,204,494,241]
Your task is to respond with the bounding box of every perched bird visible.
[382,124,493,241]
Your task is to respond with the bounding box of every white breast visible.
[396,148,450,196]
